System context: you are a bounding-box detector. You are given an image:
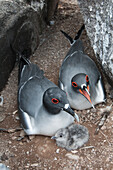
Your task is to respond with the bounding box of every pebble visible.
[12,110,18,115]
[56,148,60,154]
[19,130,26,137]
[111,116,113,121]
[15,116,19,120]
[91,108,97,113]
[49,20,55,25]
[17,136,24,141]
[8,141,12,144]
[0,113,6,122]
[71,150,78,154]
[19,142,23,145]
[65,153,79,161]
[29,135,35,140]
[87,110,90,113]
[101,125,106,130]
[1,153,8,161]
[12,136,17,140]
[26,151,29,155]
[54,157,57,160]
[31,163,39,167]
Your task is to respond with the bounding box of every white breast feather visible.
[95,79,105,103]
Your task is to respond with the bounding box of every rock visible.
[0,0,59,91]
[46,0,59,24]
[0,0,39,91]
[78,0,113,86]
[24,0,47,34]
[0,0,45,91]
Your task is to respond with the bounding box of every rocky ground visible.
[0,0,113,169]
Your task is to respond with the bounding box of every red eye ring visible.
[72,82,78,87]
[85,75,89,82]
[52,98,59,104]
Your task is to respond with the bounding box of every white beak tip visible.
[74,113,79,122]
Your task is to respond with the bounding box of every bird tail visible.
[60,30,73,44]
[10,43,32,84]
[74,24,85,40]
[19,50,32,84]
[18,51,44,85]
[60,24,85,45]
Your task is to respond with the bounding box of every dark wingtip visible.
[20,55,31,65]
[82,24,85,30]
[60,30,73,44]
[60,30,64,34]
[18,55,31,84]
[74,24,85,40]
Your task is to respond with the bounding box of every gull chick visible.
[52,124,89,151]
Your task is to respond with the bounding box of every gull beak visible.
[79,88,95,109]
[63,104,79,122]
[51,136,57,140]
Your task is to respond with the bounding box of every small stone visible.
[17,136,24,141]
[19,130,26,137]
[101,125,106,130]
[0,113,6,122]
[28,135,35,140]
[56,148,60,154]
[24,165,30,168]
[71,150,78,154]
[15,116,20,120]
[91,108,97,113]
[49,20,55,25]
[1,153,8,161]
[8,141,12,144]
[12,110,18,115]
[106,157,110,162]
[54,157,57,160]
[65,153,79,161]
[12,136,17,140]
[31,163,39,167]
[87,110,90,113]
[26,151,29,155]
[19,142,23,145]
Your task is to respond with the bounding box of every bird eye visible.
[72,82,78,87]
[52,98,59,104]
[85,75,89,82]
[60,134,63,137]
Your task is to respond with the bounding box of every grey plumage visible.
[18,57,79,136]
[0,163,9,170]
[52,124,89,151]
[59,25,106,110]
